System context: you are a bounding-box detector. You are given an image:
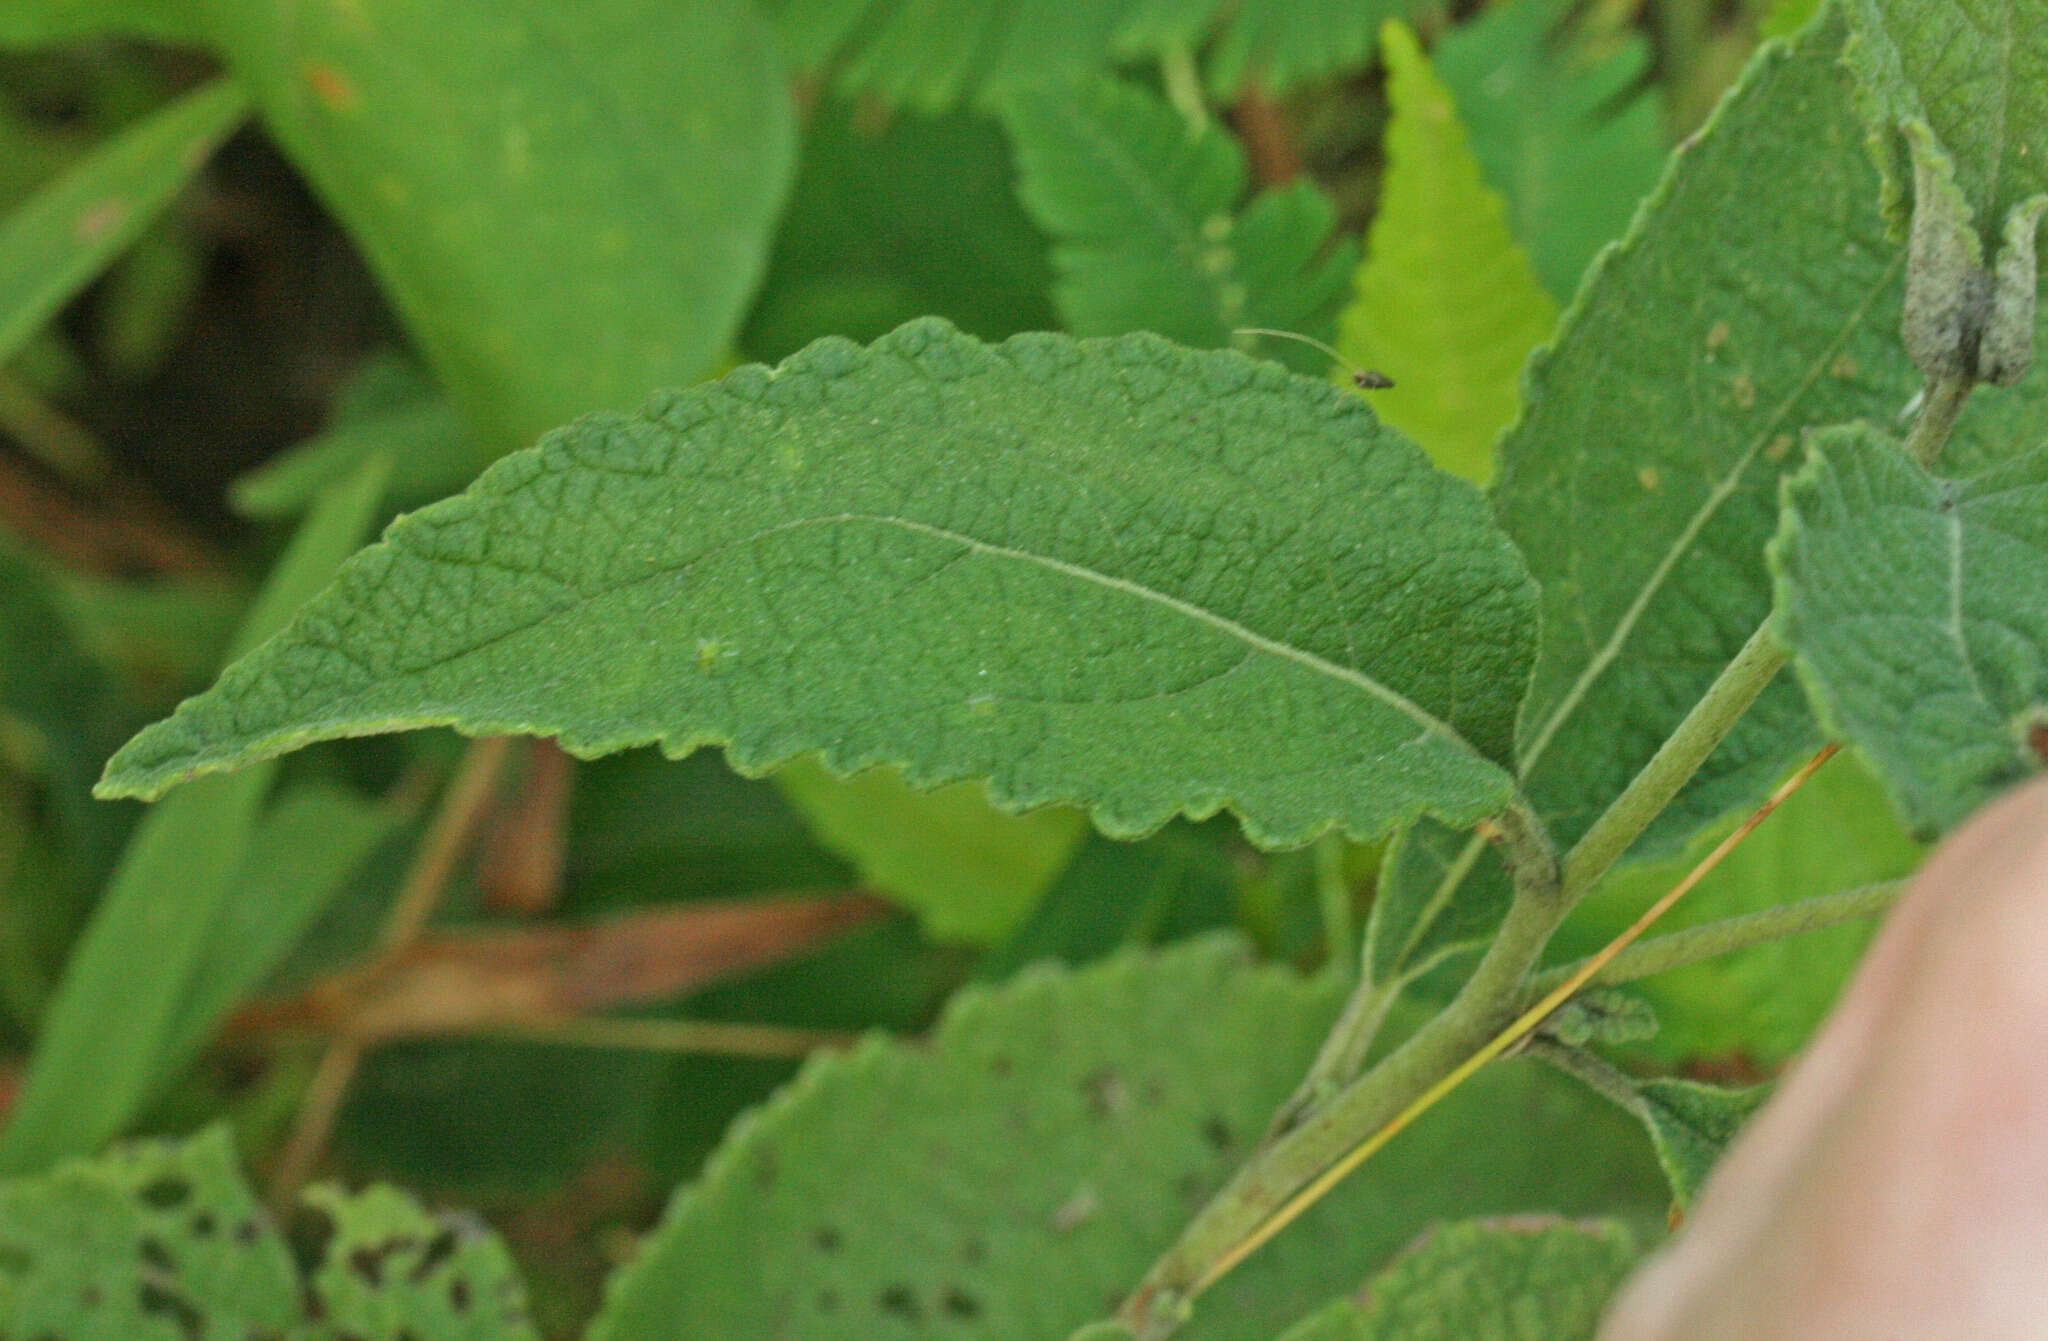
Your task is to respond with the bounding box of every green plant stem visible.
[1559,621,1789,902]
[1522,1037,1647,1118]
[1117,836,1567,1338]
[1314,833,1356,983]
[1159,43,1208,129]
[1529,879,1902,997]
[1903,371,1972,466]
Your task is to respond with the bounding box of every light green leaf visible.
[0,457,388,1176]
[0,79,244,370]
[1338,20,1557,483]
[587,939,1665,1341]
[231,353,484,519]
[1275,1218,1639,1341]
[1498,12,1935,856]
[298,1182,540,1340]
[1555,751,1921,1065]
[1000,77,1353,363]
[98,321,1537,853]
[1435,0,1667,301]
[772,0,1405,109]
[1842,0,2048,232]
[1772,426,2048,835]
[773,756,1087,943]
[199,0,795,450]
[0,0,202,47]
[1632,1078,1767,1208]
[0,1127,302,1339]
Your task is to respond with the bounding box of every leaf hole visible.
[408,1227,459,1283]
[137,1282,203,1340]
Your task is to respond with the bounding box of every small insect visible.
[1234,327,1395,390]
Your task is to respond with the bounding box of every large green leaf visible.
[1337,20,1557,483]
[0,458,388,1176]
[1630,1078,1767,1209]
[1000,77,1353,363]
[769,0,1409,109]
[1842,0,2048,231]
[0,79,244,369]
[0,1127,538,1340]
[587,940,1665,1341]
[1497,12,1943,855]
[1434,0,1666,301]
[1275,1218,1638,1341]
[198,0,795,450]
[1772,426,2048,835]
[98,322,1537,851]
[0,0,203,47]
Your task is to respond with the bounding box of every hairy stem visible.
[1315,833,1357,983]
[1903,370,1972,465]
[1523,1037,1647,1118]
[1530,879,1902,997]
[1560,622,1789,902]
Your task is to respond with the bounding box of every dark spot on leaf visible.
[942,1287,983,1320]
[0,1245,32,1273]
[817,1288,839,1313]
[449,1276,472,1312]
[408,1228,458,1283]
[137,1176,192,1210]
[1083,1067,1129,1119]
[1201,1115,1234,1151]
[813,1225,842,1253]
[138,1237,177,1274]
[878,1284,923,1320]
[988,1054,1012,1077]
[235,1219,264,1246]
[755,1153,778,1187]
[138,1282,203,1340]
[189,1213,215,1238]
[958,1235,986,1265]
[79,1284,101,1308]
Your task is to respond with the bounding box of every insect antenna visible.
[1233,327,1395,389]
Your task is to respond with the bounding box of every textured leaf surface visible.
[1772,427,2048,835]
[771,0,1407,109]
[99,321,1536,852]
[1843,0,2048,230]
[588,940,1666,1341]
[0,460,388,1176]
[1498,13,1938,854]
[0,1128,538,1340]
[1001,77,1352,361]
[1633,1079,1767,1208]
[773,757,1086,943]
[200,0,795,449]
[1555,753,1919,1065]
[1338,21,1557,483]
[1435,0,1666,300]
[0,79,243,369]
[1275,1218,1638,1341]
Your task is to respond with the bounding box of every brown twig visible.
[478,737,576,915]
[1230,85,1302,187]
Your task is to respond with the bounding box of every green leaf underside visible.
[1634,1079,1768,1208]
[1338,20,1558,484]
[0,1128,537,1339]
[0,79,245,370]
[1843,0,2048,230]
[771,0,1405,109]
[1435,0,1666,302]
[1498,11,1960,854]
[1773,428,2048,835]
[1001,77,1353,362]
[588,940,1666,1341]
[202,0,795,450]
[99,321,1536,849]
[1277,1218,1638,1341]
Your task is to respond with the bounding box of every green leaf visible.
[1498,12,1945,856]
[773,757,1087,943]
[1842,0,2048,233]
[1555,751,1921,1065]
[198,0,796,449]
[1337,20,1558,483]
[0,457,388,1176]
[1632,1078,1767,1208]
[1434,0,1667,301]
[0,1128,302,1339]
[298,1182,540,1340]
[1364,819,1509,990]
[587,939,1666,1341]
[231,353,484,520]
[1275,1217,1639,1341]
[0,1127,539,1340]
[1772,426,2048,835]
[0,0,203,47]
[1000,77,1353,362]
[98,321,1537,853]
[0,79,244,370]
[771,0,1405,109]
